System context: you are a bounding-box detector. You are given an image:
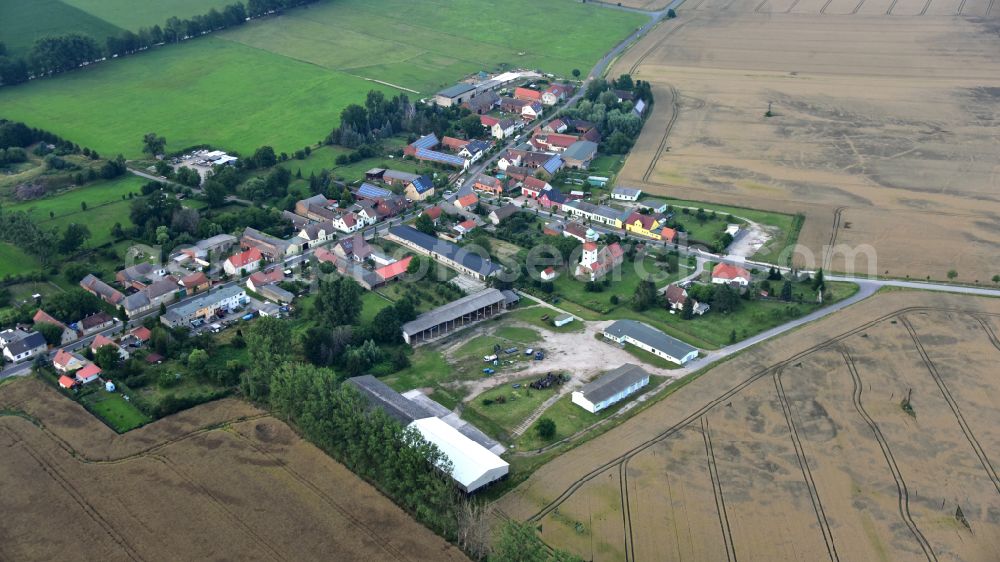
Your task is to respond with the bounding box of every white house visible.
[223,247,262,276]
[540,267,557,281]
[332,212,361,234]
[611,186,642,201]
[711,263,751,287]
[572,364,650,414]
[491,119,516,140]
[1,330,46,363]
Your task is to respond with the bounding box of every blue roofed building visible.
[542,154,564,176]
[562,140,599,169]
[405,133,441,155]
[404,175,436,201]
[415,148,470,170]
[385,225,500,281]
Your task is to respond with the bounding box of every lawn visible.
[0,0,123,56]
[516,375,668,451]
[7,175,145,221]
[383,349,460,407]
[464,376,561,441]
[220,0,646,93]
[278,145,352,179]
[61,0,234,30]
[330,156,429,184]
[79,391,151,432]
[649,197,803,264]
[0,0,643,158]
[505,305,585,333]
[360,291,393,324]
[549,254,682,316]
[0,243,42,276]
[0,38,388,157]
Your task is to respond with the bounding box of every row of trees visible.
[0,0,320,86]
[0,209,57,265]
[240,318,460,537]
[326,90,472,149]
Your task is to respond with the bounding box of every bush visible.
[536,417,556,440]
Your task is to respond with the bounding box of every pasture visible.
[497,291,1000,561]
[0,243,41,276]
[0,378,468,561]
[0,0,122,56]
[0,38,385,157]
[61,0,235,30]
[613,9,1000,282]
[0,0,644,158]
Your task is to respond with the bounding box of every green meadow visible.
[61,0,235,30]
[0,0,644,158]
[0,243,42,276]
[0,0,123,56]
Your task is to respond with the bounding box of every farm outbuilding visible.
[572,364,651,414]
[407,417,509,493]
[554,313,575,327]
[604,319,699,365]
[401,289,507,345]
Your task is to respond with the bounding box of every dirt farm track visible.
[0,380,467,562]
[614,5,1000,281]
[497,291,1000,561]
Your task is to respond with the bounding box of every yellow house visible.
[624,212,663,239]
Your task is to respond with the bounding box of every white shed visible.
[408,417,509,493]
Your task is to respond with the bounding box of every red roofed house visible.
[522,102,543,120]
[180,271,211,293]
[454,219,478,236]
[521,176,551,198]
[514,87,542,102]
[541,267,557,281]
[480,115,500,128]
[247,269,284,293]
[224,247,262,276]
[543,119,568,134]
[374,256,412,283]
[441,136,470,151]
[33,309,78,345]
[542,83,573,106]
[130,326,151,343]
[314,247,337,265]
[660,227,678,244]
[58,375,77,389]
[474,176,513,196]
[423,206,443,224]
[576,242,625,281]
[455,193,479,211]
[92,334,130,360]
[712,263,752,287]
[76,363,102,384]
[53,349,86,373]
[531,132,579,153]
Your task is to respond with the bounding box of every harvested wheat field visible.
[615,7,1000,281]
[0,379,467,562]
[496,291,1000,561]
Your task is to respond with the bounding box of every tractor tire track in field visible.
[956,0,967,14]
[988,0,996,15]
[701,416,737,562]
[754,0,770,13]
[900,316,1000,494]
[784,0,804,13]
[527,308,1000,534]
[619,457,635,561]
[642,85,681,183]
[0,424,145,562]
[886,0,900,14]
[628,20,691,76]
[851,0,867,14]
[773,369,839,561]
[820,0,836,14]
[223,428,415,562]
[840,347,937,562]
[823,206,846,270]
[149,453,288,562]
[918,0,932,15]
[974,315,1000,352]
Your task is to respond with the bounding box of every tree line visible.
[0,0,320,87]
[564,74,653,154]
[326,90,472,150]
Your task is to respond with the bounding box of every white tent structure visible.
[408,417,509,493]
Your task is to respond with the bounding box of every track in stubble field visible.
[0,424,146,562]
[839,346,937,562]
[973,315,1000,352]
[149,452,289,562]
[701,417,737,562]
[224,428,416,562]
[772,368,839,561]
[900,315,1000,495]
[822,206,846,270]
[641,85,681,183]
[525,307,1000,558]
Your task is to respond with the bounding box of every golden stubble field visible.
[0,379,467,562]
[614,5,1000,281]
[496,291,1000,561]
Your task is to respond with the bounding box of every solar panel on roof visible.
[358,182,392,198]
[416,148,466,167]
[412,134,440,150]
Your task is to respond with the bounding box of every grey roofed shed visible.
[402,289,506,337]
[437,83,477,98]
[604,319,698,362]
[347,375,432,425]
[577,364,651,405]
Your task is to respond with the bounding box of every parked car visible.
[512,383,522,389]
[241,313,255,321]
[525,348,534,356]
[483,368,495,375]
[535,351,545,360]
[483,354,498,362]
[503,347,518,354]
